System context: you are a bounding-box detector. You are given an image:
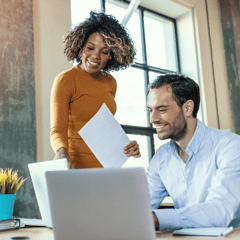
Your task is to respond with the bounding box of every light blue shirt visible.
[147,120,240,230]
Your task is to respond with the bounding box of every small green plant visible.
[0,168,27,194]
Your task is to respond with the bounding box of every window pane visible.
[111,67,149,127]
[149,71,164,84]
[71,0,101,26]
[106,0,126,22]
[122,134,150,171]
[144,12,178,71]
[106,0,143,63]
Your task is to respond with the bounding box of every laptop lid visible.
[28,159,69,228]
[46,168,156,240]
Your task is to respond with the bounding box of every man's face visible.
[147,86,187,141]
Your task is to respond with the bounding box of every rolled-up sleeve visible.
[151,134,240,230]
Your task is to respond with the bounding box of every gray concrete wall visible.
[0,0,38,218]
[219,0,240,134]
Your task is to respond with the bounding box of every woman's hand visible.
[55,147,73,169]
[123,140,141,158]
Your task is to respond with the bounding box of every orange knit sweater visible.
[50,66,117,168]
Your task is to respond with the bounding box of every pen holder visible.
[0,194,16,221]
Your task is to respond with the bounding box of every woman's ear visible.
[183,100,194,117]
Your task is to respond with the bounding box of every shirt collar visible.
[167,119,206,155]
[186,120,206,155]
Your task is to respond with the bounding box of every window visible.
[70,0,181,170]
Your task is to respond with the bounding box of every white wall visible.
[175,0,232,130]
[33,0,72,162]
[33,0,232,163]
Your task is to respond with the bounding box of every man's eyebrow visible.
[155,105,169,108]
[147,105,169,109]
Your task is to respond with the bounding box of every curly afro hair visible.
[63,11,136,72]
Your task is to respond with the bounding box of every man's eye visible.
[102,51,109,55]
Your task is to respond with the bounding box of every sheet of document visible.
[173,227,234,237]
[78,103,130,168]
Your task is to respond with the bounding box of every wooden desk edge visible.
[0,227,239,240]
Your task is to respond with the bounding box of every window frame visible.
[103,0,181,160]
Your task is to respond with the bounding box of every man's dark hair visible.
[148,74,200,118]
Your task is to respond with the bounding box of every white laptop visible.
[28,159,69,228]
[45,168,156,240]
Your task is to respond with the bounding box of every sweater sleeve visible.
[109,74,117,97]
[50,73,74,152]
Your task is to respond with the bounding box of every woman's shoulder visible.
[101,72,117,89]
[52,67,78,91]
[101,71,116,81]
[54,67,80,83]
[56,66,78,79]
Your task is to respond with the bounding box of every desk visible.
[0,227,240,239]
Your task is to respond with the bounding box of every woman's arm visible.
[50,73,74,168]
[54,147,72,169]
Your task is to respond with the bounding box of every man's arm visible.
[150,135,240,230]
[152,212,159,230]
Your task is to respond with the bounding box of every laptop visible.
[28,159,69,228]
[45,168,156,240]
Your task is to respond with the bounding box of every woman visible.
[50,11,140,169]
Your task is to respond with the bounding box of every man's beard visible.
[157,110,187,141]
[169,121,187,141]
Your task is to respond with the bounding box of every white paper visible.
[78,103,130,168]
[20,218,45,227]
[173,227,234,237]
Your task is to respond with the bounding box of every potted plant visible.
[0,168,27,221]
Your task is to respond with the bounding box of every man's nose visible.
[150,110,158,124]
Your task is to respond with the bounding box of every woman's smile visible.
[79,32,111,74]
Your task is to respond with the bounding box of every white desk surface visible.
[0,227,240,240]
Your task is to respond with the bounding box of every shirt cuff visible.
[152,209,182,230]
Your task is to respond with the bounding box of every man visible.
[146,74,240,230]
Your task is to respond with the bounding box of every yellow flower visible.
[0,168,27,194]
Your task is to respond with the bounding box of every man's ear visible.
[183,100,194,117]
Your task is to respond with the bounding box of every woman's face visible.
[79,32,111,74]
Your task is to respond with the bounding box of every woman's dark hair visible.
[63,11,136,72]
[148,74,200,118]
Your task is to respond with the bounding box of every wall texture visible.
[219,0,240,134]
[0,0,38,217]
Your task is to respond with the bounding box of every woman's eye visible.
[87,47,93,50]
[102,51,109,55]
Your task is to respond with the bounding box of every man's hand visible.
[152,212,159,230]
[55,147,73,169]
[123,140,141,158]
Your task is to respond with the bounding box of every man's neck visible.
[175,118,198,163]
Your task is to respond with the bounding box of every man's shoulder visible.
[153,141,172,162]
[205,124,240,142]
[202,124,240,153]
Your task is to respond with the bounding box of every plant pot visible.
[0,194,16,221]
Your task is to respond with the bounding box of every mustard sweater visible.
[50,66,117,168]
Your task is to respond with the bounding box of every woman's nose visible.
[93,52,100,59]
